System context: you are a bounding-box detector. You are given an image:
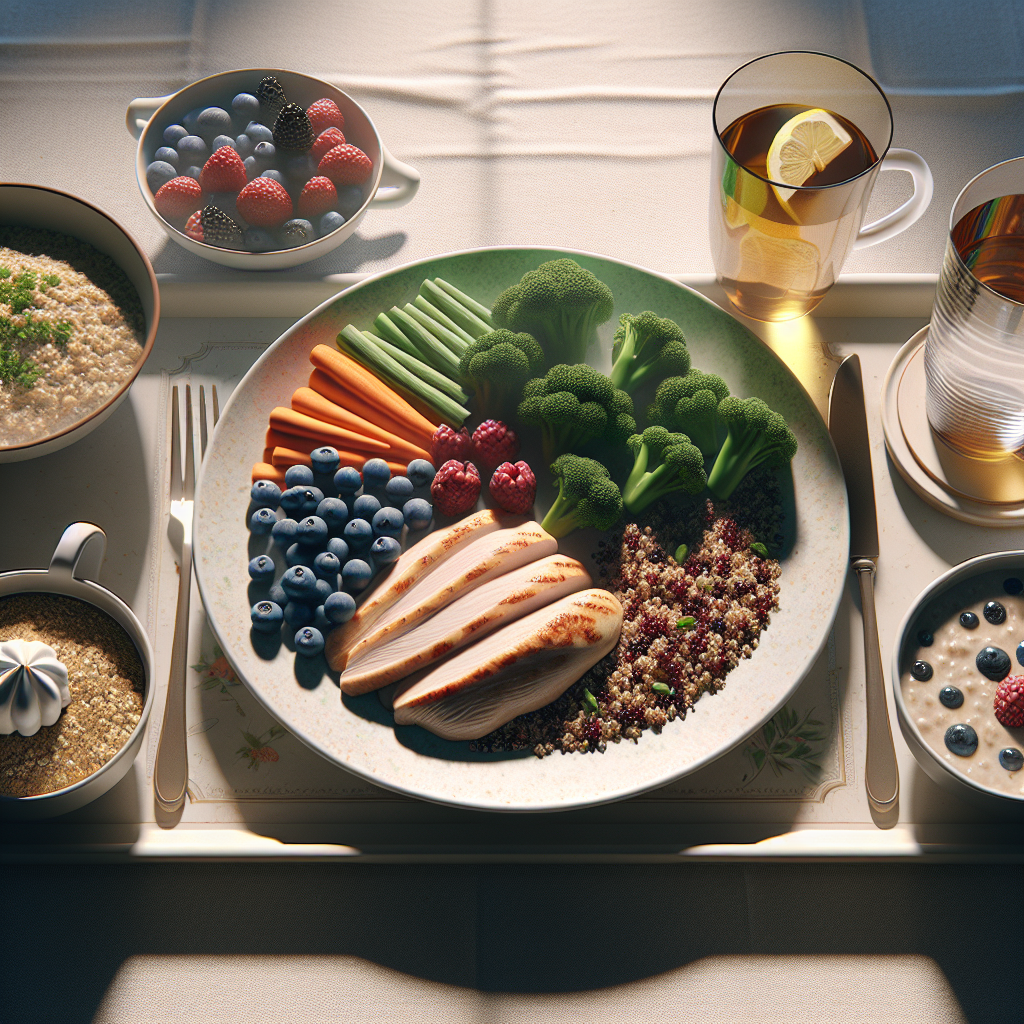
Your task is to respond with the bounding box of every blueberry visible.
[235,133,255,159]
[182,107,203,133]
[285,486,324,517]
[163,123,188,146]
[281,565,317,600]
[243,156,260,180]
[259,169,288,187]
[272,517,299,547]
[251,600,283,633]
[403,497,433,531]
[284,601,315,627]
[342,558,374,592]
[280,219,315,246]
[269,582,287,607]
[352,494,381,520]
[984,601,1006,625]
[372,506,404,538]
[370,536,402,565]
[184,165,203,181]
[279,487,306,514]
[939,686,964,709]
[245,121,274,143]
[177,134,209,162]
[361,458,391,490]
[296,515,329,548]
[334,466,362,495]
[253,140,277,167]
[960,611,979,629]
[317,497,348,533]
[285,543,316,568]
[196,106,232,140]
[232,92,260,120]
[284,154,316,182]
[1003,577,1024,595]
[312,605,333,632]
[916,629,934,648]
[343,518,373,553]
[310,446,340,474]
[336,185,364,218]
[248,554,276,582]
[324,591,356,624]
[251,479,282,508]
[154,145,180,166]
[319,211,346,237]
[295,626,325,658]
[405,459,435,488]
[314,577,334,603]
[385,476,415,503]
[326,536,350,563]
[999,747,1024,772]
[243,227,277,252]
[976,646,1011,681]
[249,507,276,535]
[285,464,315,487]
[1018,642,1024,667]
[146,160,178,193]
[911,660,933,681]
[212,134,236,152]
[944,723,978,757]
[313,550,341,580]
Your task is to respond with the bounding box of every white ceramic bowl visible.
[0,523,155,819]
[892,550,1024,817]
[0,184,159,462]
[127,68,420,270]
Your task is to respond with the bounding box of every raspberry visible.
[256,76,288,121]
[307,98,345,135]
[184,210,203,242]
[199,146,247,193]
[311,127,346,163]
[489,461,536,514]
[994,676,1024,728]
[200,205,242,249]
[431,459,481,517]
[273,102,315,152]
[153,175,202,220]
[471,419,520,470]
[298,176,338,218]
[318,143,373,186]
[430,424,472,466]
[236,177,293,228]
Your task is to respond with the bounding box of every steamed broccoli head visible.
[647,369,731,460]
[706,396,798,499]
[491,258,614,364]
[540,454,623,538]
[517,363,636,461]
[622,425,707,513]
[610,311,691,393]
[457,328,545,415]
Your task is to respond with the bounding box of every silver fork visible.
[154,383,218,812]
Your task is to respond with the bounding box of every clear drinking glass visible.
[709,51,933,322]
[924,156,1024,460]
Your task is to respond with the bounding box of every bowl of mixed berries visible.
[127,69,420,269]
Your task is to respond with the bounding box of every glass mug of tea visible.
[925,156,1024,460]
[709,51,933,322]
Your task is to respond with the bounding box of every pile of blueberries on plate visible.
[247,447,436,657]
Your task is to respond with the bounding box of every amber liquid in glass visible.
[951,194,1024,303]
[712,104,879,321]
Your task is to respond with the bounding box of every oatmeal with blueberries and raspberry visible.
[901,571,1024,798]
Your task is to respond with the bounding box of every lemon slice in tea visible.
[738,233,820,292]
[766,108,853,202]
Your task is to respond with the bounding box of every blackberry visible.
[256,76,288,120]
[273,103,315,152]
[200,205,242,249]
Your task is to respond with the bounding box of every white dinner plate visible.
[193,246,849,812]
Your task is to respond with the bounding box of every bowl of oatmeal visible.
[0,522,154,819]
[0,184,158,462]
[893,550,1024,816]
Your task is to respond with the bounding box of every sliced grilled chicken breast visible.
[392,589,623,740]
[325,508,504,670]
[340,554,590,695]
[333,520,557,672]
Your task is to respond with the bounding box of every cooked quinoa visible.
[0,227,144,447]
[472,470,784,756]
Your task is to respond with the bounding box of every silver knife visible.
[828,354,900,814]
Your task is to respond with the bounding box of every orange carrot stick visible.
[265,427,391,461]
[269,407,390,453]
[252,462,287,486]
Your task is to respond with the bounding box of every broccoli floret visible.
[492,258,614,364]
[540,454,623,538]
[623,426,707,514]
[610,311,691,393]
[706,396,798,499]
[647,369,730,459]
[517,363,636,461]
[457,328,545,415]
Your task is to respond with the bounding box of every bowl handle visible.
[368,145,421,208]
[126,95,172,141]
[49,523,107,584]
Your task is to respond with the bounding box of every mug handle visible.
[126,95,172,141]
[853,149,933,250]
[368,145,421,209]
[49,522,107,584]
